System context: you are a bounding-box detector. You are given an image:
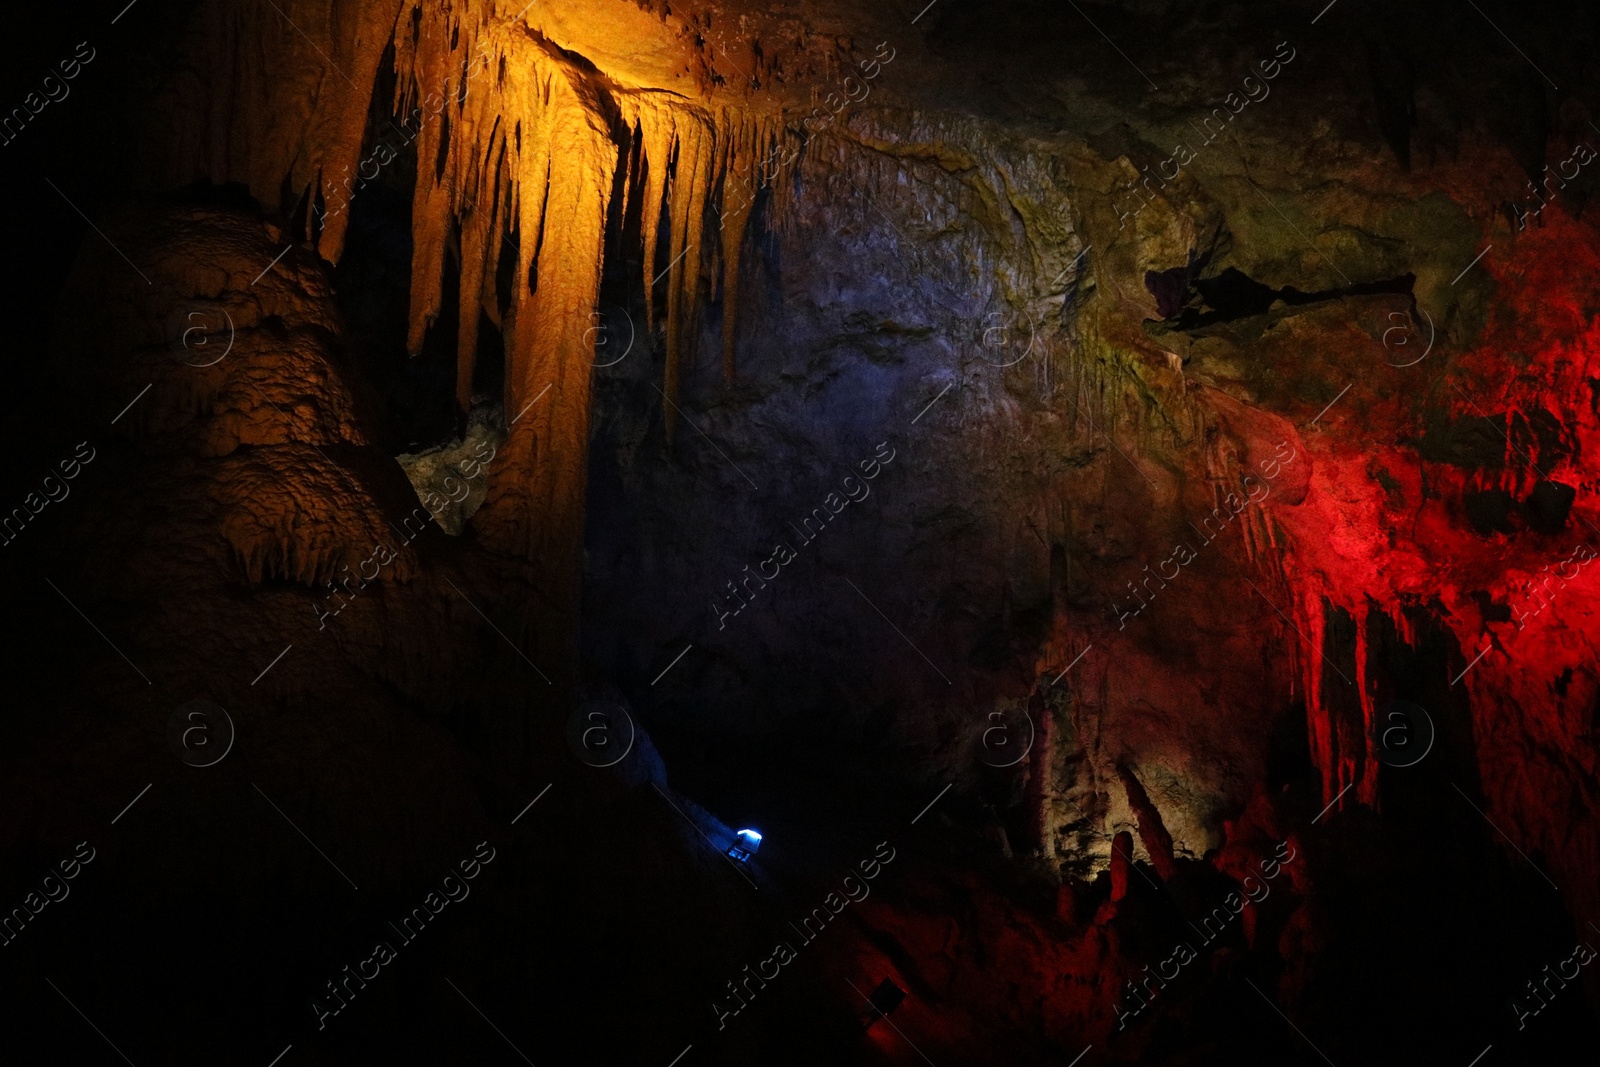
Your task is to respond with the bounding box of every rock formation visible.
[3,0,1598,1063]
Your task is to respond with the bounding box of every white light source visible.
[727,828,762,862]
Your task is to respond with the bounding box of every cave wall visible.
[11,0,1600,1062]
[108,0,1600,933]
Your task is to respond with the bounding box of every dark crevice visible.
[1150,265,1418,331]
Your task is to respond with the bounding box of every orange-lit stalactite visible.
[143,0,790,666]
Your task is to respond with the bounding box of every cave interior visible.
[2,0,1600,1064]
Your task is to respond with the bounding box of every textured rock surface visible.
[5,0,1600,1063]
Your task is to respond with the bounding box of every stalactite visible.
[358,4,779,519]
[484,127,510,307]
[455,196,491,412]
[401,3,460,358]
[631,102,676,334]
[447,22,508,414]
[664,115,715,445]
[718,114,758,383]
[140,0,798,687]
[1353,603,1377,806]
[1301,581,1337,810]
